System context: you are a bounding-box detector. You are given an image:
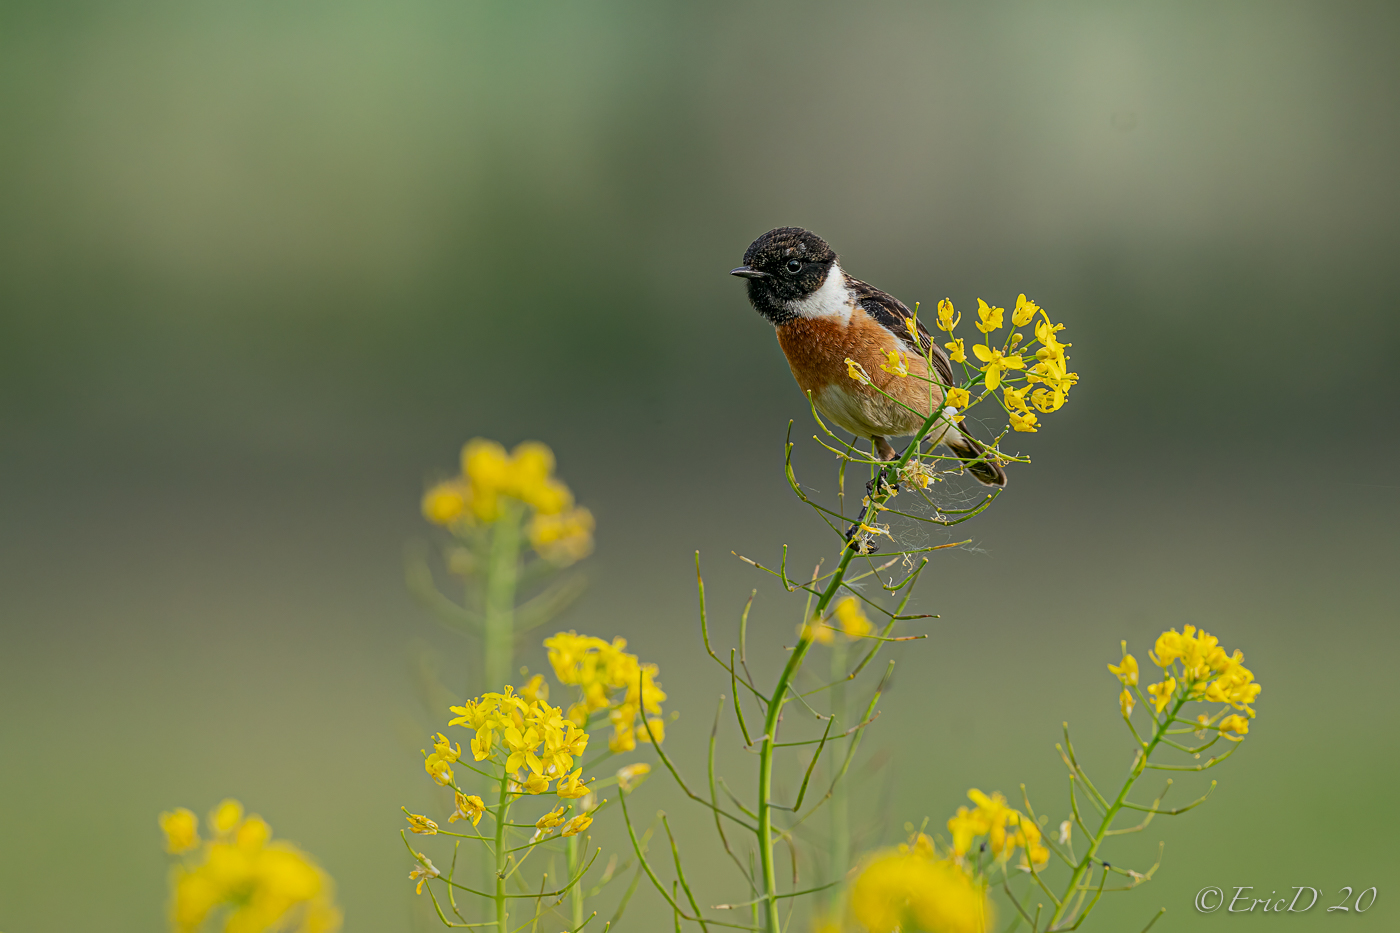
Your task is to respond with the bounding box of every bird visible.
[731,226,1006,487]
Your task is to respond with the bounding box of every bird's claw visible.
[843,523,879,555]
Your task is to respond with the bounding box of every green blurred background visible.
[1,1,1397,930]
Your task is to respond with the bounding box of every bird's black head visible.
[730,227,838,325]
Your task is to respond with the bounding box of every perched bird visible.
[731,226,1006,487]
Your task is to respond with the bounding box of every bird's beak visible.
[729,266,769,280]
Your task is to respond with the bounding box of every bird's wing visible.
[848,277,955,387]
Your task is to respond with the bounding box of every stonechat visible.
[731,226,1006,487]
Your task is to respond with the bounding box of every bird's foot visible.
[865,467,900,499]
[843,522,880,555]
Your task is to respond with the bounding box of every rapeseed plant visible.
[577,294,1080,933]
[399,293,1256,932]
[402,637,670,931]
[413,439,594,695]
[851,625,1261,932]
[158,799,341,933]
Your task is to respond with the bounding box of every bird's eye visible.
[785,259,802,274]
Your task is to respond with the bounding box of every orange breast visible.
[776,311,941,412]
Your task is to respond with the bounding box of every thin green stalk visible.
[1047,695,1186,929]
[495,768,512,933]
[567,834,584,928]
[483,502,523,694]
[756,531,863,933]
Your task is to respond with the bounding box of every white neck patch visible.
[786,263,852,323]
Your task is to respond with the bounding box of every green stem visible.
[495,768,512,933]
[757,530,864,933]
[1048,695,1186,929]
[482,502,523,694]
[567,834,583,928]
[827,639,848,915]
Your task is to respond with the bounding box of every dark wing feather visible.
[847,277,955,387]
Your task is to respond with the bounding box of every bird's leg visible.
[865,436,901,498]
[849,438,901,552]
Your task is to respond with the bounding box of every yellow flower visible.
[167,803,341,932]
[470,729,493,762]
[945,386,970,410]
[1150,629,1183,667]
[879,349,909,377]
[1034,315,1070,357]
[527,507,595,565]
[519,673,549,703]
[936,298,960,333]
[543,631,667,750]
[851,852,990,933]
[449,793,485,826]
[447,686,599,794]
[510,441,555,489]
[637,717,665,744]
[1002,384,1031,415]
[946,789,1048,871]
[421,481,469,525]
[971,344,1024,391]
[504,725,545,775]
[1108,654,1139,686]
[461,438,510,489]
[903,317,926,350]
[535,806,567,832]
[562,814,594,837]
[608,709,637,752]
[800,618,836,645]
[1013,817,1050,870]
[431,733,462,763]
[845,357,872,385]
[1147,677,1177,714]
[1119,689,1135,717]
[406,813,439,835]
[210,799,244,836]
[409,855,440,894]
[159,808,200,854]
[974,298,1004,335]
[946,806,987,858]
[1218,714,1250,740]
[234,814,271,851]
[966,790,1014,856]
[834,596,873,638]
[945,338,967,365]
[423,749,455,786]
[521,477,574,516]
[1203,648,1261,712]
[1011,294,1039,327]
[556,769,590,799]
[616,763,651,792]
[1009,410,1039,433]
[1029,387,1064,413]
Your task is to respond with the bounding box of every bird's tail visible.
[945,429,1007,487]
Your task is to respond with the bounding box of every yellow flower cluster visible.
[946,789,1049,869]
[800,596,874,645]
[932,295,1078,433]
[850,833,991,933]
[1112,626,1261,735]
[543,631,668,752]
[421,439,594,564]
[159,799,341,933]
[445,686,593,797]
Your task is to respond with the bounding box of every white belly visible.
[814,382,954,445]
